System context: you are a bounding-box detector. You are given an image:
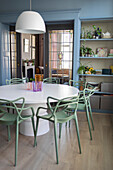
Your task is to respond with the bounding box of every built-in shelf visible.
[79,74,113,77]
[94,91,113,95]
[80,57,113,59]
[80,38,113,41]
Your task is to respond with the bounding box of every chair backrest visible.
[47,95,79,117]
[83,87,97,99]
[69,80,86,91]
[78,87,97,103]
[43,77,59,84]
[6,78,28,85]
[0,97,25,122]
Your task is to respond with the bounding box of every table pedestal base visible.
[19,103,49,136]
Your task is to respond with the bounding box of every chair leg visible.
[59,123,62,138]
[31,117,35,141]
[7,125,11,141]
[88,100,94,130]
[74,113,81,154]
[54,120,59,164]
[69,120,71,128]
[34,117,39,147]
[85,105,92,140]
[15,122,19,166]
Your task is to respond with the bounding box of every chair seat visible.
[0,113,17,122]
[68,102,85,111]
[38,110,73,122]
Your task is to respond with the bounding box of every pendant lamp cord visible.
[30,0,31,11]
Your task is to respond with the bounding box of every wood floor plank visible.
[0,112,113,170]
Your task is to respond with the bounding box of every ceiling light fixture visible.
[15,0,46,34]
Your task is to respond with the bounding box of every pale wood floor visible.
[0,112,113,170]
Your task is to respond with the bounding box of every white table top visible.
[0,83,79,104]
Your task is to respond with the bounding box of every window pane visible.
[32,35,35,46]
[32,48,35,59]
[12,60,17,69]
[49,29,73,82]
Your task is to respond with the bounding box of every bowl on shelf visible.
[87,82,100,91]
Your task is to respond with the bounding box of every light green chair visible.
[34,95,81,164]
[0,97,35,166]
[43,77,59,84]
[6,78,28,85]
[68,81,96,140]
[69,80,86,91]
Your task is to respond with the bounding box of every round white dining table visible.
[0,83,79,136]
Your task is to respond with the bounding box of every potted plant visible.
[80,41,86,56]
[93,25,102,39]
[78,65,85,74]
[85,66,96,74]
[87,31,93,39]
[86,47,94,57]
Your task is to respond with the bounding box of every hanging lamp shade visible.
[15,11,46,34]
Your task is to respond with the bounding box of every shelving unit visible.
[79,18,113,112]
[79,19,113,83]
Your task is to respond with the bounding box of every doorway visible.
[45,22,74,84]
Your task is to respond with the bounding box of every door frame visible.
[45,22,74,80]
[42,10,81,81]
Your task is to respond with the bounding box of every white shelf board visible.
[94,91,113,95]
[80,38,113,41]
[79,74,113,77]
[80,57,113,59]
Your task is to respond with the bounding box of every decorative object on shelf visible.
[87,31,93,39]
[24,62,27,66]
[110,49,113,54]
[110,66,113,74]
[80,41,86,56]
[80,45,94,57]
[108,49,113,57]
[96,48,108,57]
[102,69,112,75]
[87,82,100,91]
[93,25,102,39]
[23,59,34,66]
[78,64,96,75]
[94,54,98,57]
[85,66,96,74]
[102,32,112,38]
[15,0,46,34]
[81,27,86,39]
[95,70,102,75]
[28,61,32,66]
[78,64,85,74]
[86,47,94,57]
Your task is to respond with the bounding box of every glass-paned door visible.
[30,35,36,59]
[49,29,73,84]
[10,31,17,78]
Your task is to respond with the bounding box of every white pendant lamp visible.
[15,0,46,34]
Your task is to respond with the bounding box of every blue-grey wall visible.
[0,0,113,85]
[0,0,113,18]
